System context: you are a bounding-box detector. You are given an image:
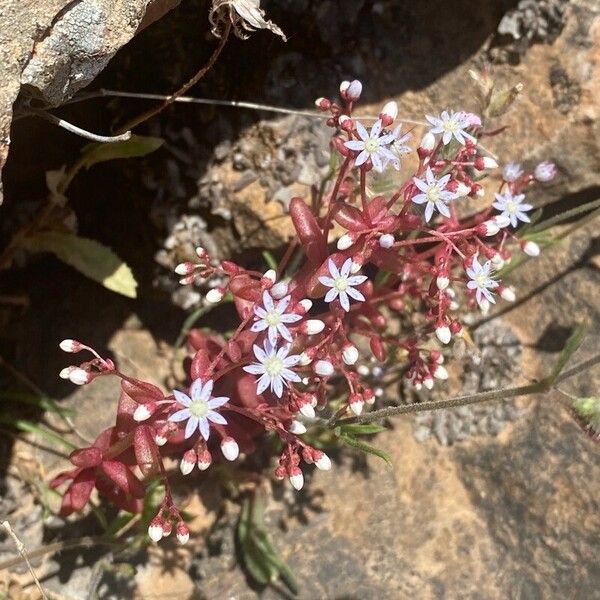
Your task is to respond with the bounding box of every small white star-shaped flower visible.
[169,379,229,440]
[502,161,523,183]
[412,167,457,222]
[466,257,499,307]
[344,119,396,172]
[426,110,475,146]
[250,290,302,344]
[319,258,367,312]
[492,190,533,228]
[383,125,412,170]
[243,340,302,398]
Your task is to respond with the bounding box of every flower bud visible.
[155,433,168,446]
[349,394,364,415]
[435,325,452,345]
[176,522,190,545]
[339,80,350,94]
[161,521,173,537]
[59,366,74,379]
[148,518,164,542]
[289,467,304,490]
[337,233,356,250]
[221,437,239,461]
[304,319,325,335]
[500,286,516,302]
[69,368,90,386]
[298,352,313,366]
[419,132,436,152]
[262,269,277,284]
[523,241,540,257]
[298,400,316,419]
[493,214,511,229]
[315,97,331,111]
[206,288,225,304]
[378,234,395,249]
[436,274,450,290]
[423,376,434,390]
[380,101,398,126]
[195,246,208,259]
[314,360,334,377]
[59,339,82,353]
[534,161,557,182]
[475,156,498,170]
[298,298,313,313]
[433,365,448,380]
[134,402,155,422]
[455,182,471,197]
[175,262,196,276]
[289,420,307,435]
[270,280,289,299]
[346,80,363,100]
[197,449,212,471]
[350,260,362,274]
[342,344,359,365]
[481,220,500,236]
[314,451,332,471]
[180,449,196,475]
[363,388,376,405]
[357,364,370,376]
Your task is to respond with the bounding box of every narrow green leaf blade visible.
[339,433,392,466]
[81,135,164,168]
[23,232,138,298]
[547,322,589,384]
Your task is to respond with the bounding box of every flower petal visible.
[208,396,229,409]
[173,390,192,407]
[244,363,265,375]
[207,411,227,425]
[339,291,350,312]
[169,408,191,422]
[184,416,199,439]
[198,417,210,441]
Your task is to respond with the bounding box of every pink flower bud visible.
[134,402,155,422]
[174,262,196,276]
[289,467,304,490]
[493,214,511,229]
[303,319,325,335]
[499,286,516,302]
[349,394,364,415]
[176,522,190,545]
[148,518,164,542]
[342,344,359,366]
[314,360,334,377]
[59,339,82,353]
[337,233,356,251]
[206,288,225,304]
[314,450,332,471]
[297,299,313,314]
[436,325,451,345]
[534,161,556,182]
[481,220,500,236]
[433,365,448,380]
[345,79,362,100]
[298,399,316,419]
[270,280,289,299]
[180,449,196,475]
[221,437,239,461]
[436,274,450,290]
[522,241,540,257]
[69,368,90,386]
[315,97,331,110]
[197,449,212,471]
[289,420,307,434]
[378,234,395,249]
[379,101,398,126]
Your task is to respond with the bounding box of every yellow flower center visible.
[475,274,488,288]
[364,138,380,153]
[264,356,284,377]
[334,277,349,292]
[265,310,281,326]
[190,399,209,418]
[443,119,459,133]
[506,200,516,214]
[426,186,441,202]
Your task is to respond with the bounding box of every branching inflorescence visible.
[53,80,556,544]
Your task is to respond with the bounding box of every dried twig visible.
[1,520,48,599]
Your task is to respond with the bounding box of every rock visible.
[0,0,181,202]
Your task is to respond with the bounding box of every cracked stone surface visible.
[0,0,181,202]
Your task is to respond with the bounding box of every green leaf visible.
[237,494,298,595]
[338,423,388,436]
[0,415,77,450]
[105,512,136,538]
[140,479,165,530]
[339,433,392,466]
[80,135,164,169]
[261,250,278,271]
[0,390,75,417]
[23,232,138,298]
[547,322,589,384]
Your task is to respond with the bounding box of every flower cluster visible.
[53,79,555,544]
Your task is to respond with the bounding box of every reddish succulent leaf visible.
[133,425,161,477]
[70,447,103,468]
[366,195,388,224]
[116,389,139,431]
[60,468,96,516]
[121,378,164,404]
[229,274,262,303]
[92,427,117,451]
[235,372,263,409]
[370,335,387,361]
[50,467,80,489]
[101,460,145,498]
[289,197,327,265]
[190,349,212,380]
[95,476,145,514]
[333,202,368,232]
